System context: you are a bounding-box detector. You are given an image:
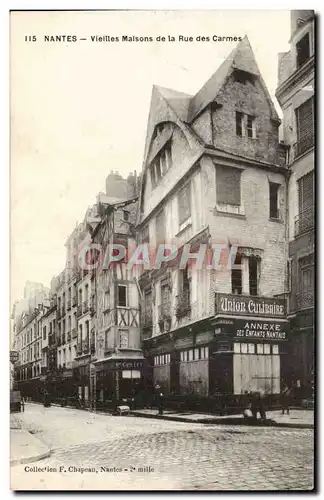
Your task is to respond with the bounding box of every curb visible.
[130,411,314,429]
[10,449,51,467]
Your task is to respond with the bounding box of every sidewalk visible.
[10,413,51,466]
[130,408,314,429]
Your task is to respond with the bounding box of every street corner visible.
[10,429,51,467]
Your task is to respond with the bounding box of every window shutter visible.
[216,165,242,205]
[296,97,314,152]
[298,170,314,212]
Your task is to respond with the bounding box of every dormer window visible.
[296,32,310,69]
[150,142,172,188]
[236,112,256,138]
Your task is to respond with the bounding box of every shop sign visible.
[115,360,143,370]
[215,294,286,319]
[234,320,287,340]
[10,351,19,364]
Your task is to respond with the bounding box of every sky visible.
[10,9,291,306]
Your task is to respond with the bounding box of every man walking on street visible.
[281,386,292,415]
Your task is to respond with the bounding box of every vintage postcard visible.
[10,9,315,491]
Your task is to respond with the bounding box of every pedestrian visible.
[155,385,164,416]
[281,386,292,415]
[21,395,25,412]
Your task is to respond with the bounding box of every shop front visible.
[212,294,289,397]
[94,356,145,407]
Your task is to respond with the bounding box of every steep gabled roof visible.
[188,36,279,123]
[155,86,192,122]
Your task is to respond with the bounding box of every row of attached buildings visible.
[12,11,315,407]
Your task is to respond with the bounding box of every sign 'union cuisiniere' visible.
[215,293,286,319]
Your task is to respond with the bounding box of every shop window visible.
[272,344,279,355]
[188,350,193,361]
[204,347,209,359]
[234,343,241,354]
[248,343,255,354]
[194,348,199,360]
[232,251,242,295]
[241,343,248,354]
[257,344,264,355]
[264,344,271,355]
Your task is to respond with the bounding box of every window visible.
[188,350,193,361]
[123,210,129,222]
[249,257,258,296]
[117,285,127,307]
[295,98,314,156]
[43,326,46,340]
[119,330,129,349]
[232,251,242,295]
[178,183,191,227]
[296,33,310,69]
[286,259,292,292]
[236,111,243,136]
[264,344,271,355]
[204,347,209,359]
[269,182,280,219]
[246,115,255,138]
[236,112,256,138]
[156,210,165,245]
[150,143,172,188]
[216,165,242,207]
[141,225,150,244]
[194,348,199,360]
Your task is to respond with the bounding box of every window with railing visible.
[296,32,310,69]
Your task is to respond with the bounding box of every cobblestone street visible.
[10,404,314,491]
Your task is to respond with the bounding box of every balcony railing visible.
[294,207,314,237]
[67,299,71,311]
[76,343,83,355]
[76,305,82,317]
[295,292,314,311]
[158,301,172,322]
[176,290,191,319]
[83,301,89,314]
[293,132,314,159]
[82,339,90,354]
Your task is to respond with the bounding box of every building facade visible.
[276,10,315,396]
[137,36,289,399]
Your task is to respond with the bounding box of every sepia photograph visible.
[9,9,315,491]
